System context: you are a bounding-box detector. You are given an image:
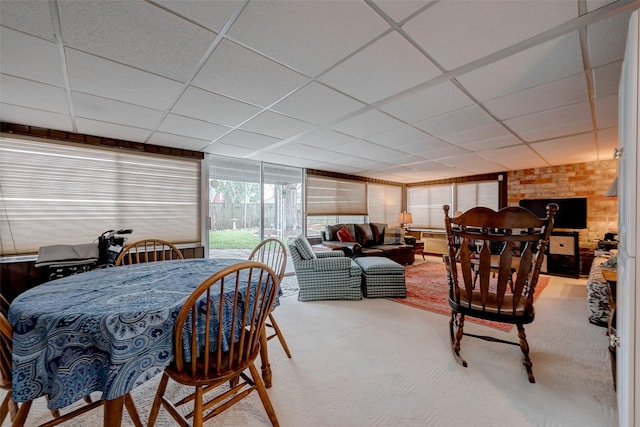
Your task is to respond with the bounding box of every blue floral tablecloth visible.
[8,258,274,409]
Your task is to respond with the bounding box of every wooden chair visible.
[0,312,142,426]
[147,261,280,426]
[115,238,183,266]
[249,238,291,358]
[443,203,557,383]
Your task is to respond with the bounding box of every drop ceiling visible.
[1,0,638,183]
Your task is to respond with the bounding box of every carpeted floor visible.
[1,257,617,426]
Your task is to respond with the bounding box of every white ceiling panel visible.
[441,122,512,147]
[0,103,73,131]
[594,94,619,128]
[330,110,404,138]
[395,138,451,156]
[418,144,469,161]
[380,81,475,123]
[290,129,362,150]
[403,0,577,70]
[0,75,68,114]
[366,125,435,147]
[530,134,598,165]
[71,92,164,130]
[146,132,209,151]
[215,129,280,150]
[359,147,416,162]
[372,0,432,23]
[457,31,584,102]
[505,101,593,142]
[0,0,55,40]
[319,31,441,104]
[597,126,619,158]
[154,0,240,33]
[75,118,152,143]
[172,86,261,127]
[241,111,315,140]
[271,82,365,125]
[157,114,231,141]
[227,1,389,76]
[462,134,523,152]
[326,140,388,156]
[58,0,216,82]
[483,73,589,120]
[0,28,64,87]
[66,49,184,111]
[587,9,634,68]
[438,153,504,174]
[476,145,548,170]
[192,40,309,108]
[593,60,623,98]
[414,105,496,137]
[202,142,254,157]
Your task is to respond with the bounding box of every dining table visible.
[7,257,279,426]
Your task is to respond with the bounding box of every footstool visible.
[354,257,406,298]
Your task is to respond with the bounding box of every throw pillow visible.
[383,227,404,245]
[370,223,386,244]
[293,235,316,260]
[325,223,344,241]
[354,223,374,245]
[336,226,354,242]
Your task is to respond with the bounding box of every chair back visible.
[249,238,287,282]
[443,204,557,320]
[115,239,183,266]
[172,261,278,381]
[0,313,12,391]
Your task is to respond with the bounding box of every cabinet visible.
[545,231,580,278]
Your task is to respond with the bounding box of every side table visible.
[412,241,425,260]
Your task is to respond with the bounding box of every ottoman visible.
[355,257,406,298]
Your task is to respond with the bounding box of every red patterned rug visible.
[391,259,550,332]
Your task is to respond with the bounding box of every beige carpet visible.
[1,262,618,426]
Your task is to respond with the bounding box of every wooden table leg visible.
[104,395,124,427]
[260,325,272,388]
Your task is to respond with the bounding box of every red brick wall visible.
[507,159,618,248]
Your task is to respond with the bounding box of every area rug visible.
[391,259,550,332]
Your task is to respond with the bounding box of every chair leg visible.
[0,392,10,424]
[147,373,170,427]
[12,399,32,427]
[193,386,203,426]
[124,393,143,427]
[268,313,292,358]
[516,324,535,383]
[248,363,280,427]
[449,311,467,367]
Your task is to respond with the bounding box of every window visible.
[0,136,200,256]
[456,181,499,212]
[367,183,402,226]
[305,175,367,216]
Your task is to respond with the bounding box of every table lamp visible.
[397,211,413,230]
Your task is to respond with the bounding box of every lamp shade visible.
[397,212,413,224]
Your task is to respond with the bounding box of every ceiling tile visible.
[441,122,512,146]
[587,9,634,68]
[215,129,280,150]
[154,0,240,33]
[0,28,65,87]
[359,147,414,162]
[193,40,309,108]
[395,138,450,156]
[372,0,432,23]
[72,92,164,130]
[380,81,475,123]
[0,104,73,131]
[0,0,55,40]
[271,82,365,125]
[403,1,577,70]
[594,94,618,128]
[319,31,441,103]
[457,31,584,101]
[201,142,254,157]
[290,129,362,150]
[411,144,468,161]
[66,49,184,111]
[504,102,593,142]
[270,143,341,162]
[146,132,209,151]
[241,111,315,140]
[597,126,618,158]
[331,110,404,139]
[58,0,216,81]
[530,133,598,165]
[414,105,496,137]
[476,145,548,170]
[173,86,262,127]
[586,0,618,13]
[366,124,435,148]
[593,60,623,98]
[227,1,389,76]
[483,73,589,120]
[0,75,68,114]
[462,134,523,152]
[157,114,232,141]
[437,153,504,174]
[327,140,387,156]
[75,118,152,142]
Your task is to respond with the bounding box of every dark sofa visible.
[319,223,416,265]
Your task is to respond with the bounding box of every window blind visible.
[0,136,200,256]
[367,183,402,226]
[306,175,367,216]
[456,181,499,212]
[407,184,453,229]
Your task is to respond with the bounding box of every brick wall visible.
[507,159,618,249]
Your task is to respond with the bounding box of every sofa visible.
[319,223,416,265]
[288,235,363,301]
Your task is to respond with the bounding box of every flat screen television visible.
[518,197,587,229]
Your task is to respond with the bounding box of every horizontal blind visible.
[367,183,402,226]
[0,136,200,256]
[407,184,452,229]
[306,175,367,216]
[456,181,499,212]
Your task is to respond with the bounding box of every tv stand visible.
[545,231,580,278]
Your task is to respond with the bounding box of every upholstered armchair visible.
[288,236,362,302]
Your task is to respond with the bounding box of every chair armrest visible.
[296,256,356,272]
[316,251,345,258]
[318,241,362,257]
[404,236,417,245]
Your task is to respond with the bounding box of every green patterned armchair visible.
[288,236,362,302]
